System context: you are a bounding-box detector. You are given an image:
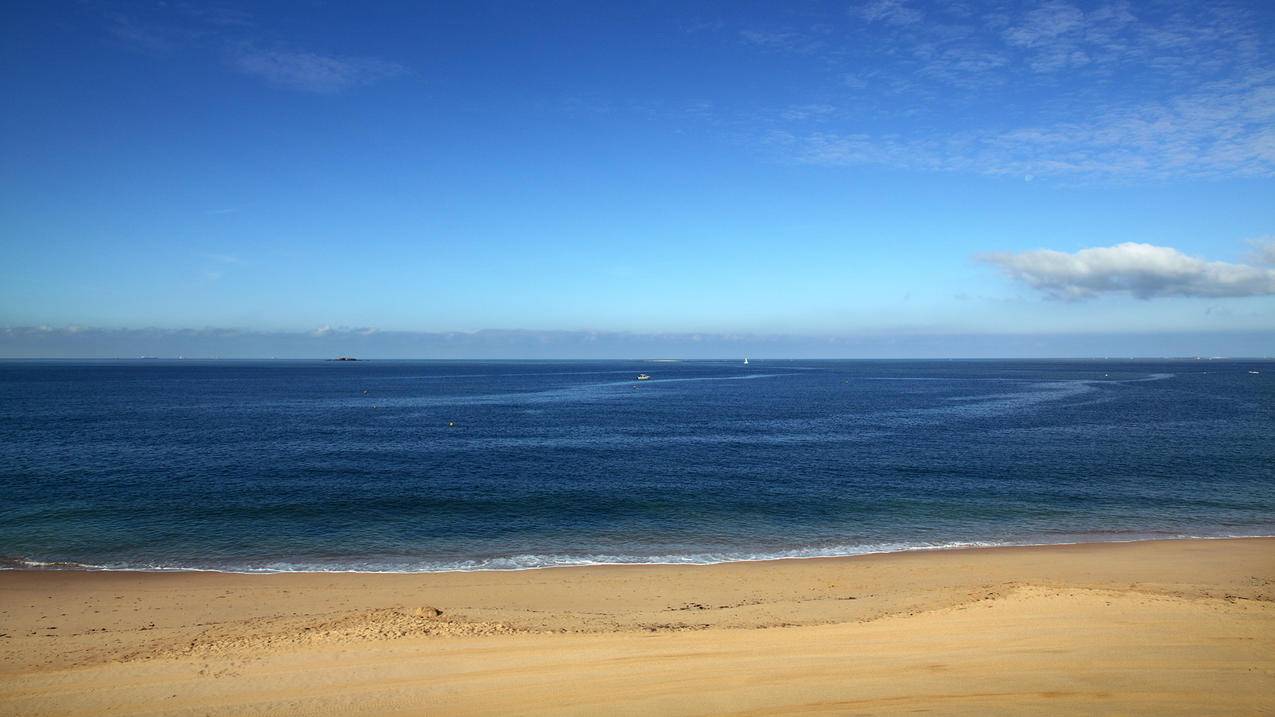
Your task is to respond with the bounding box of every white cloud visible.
[979,242,1275,300]
[774,67,1275,180]
[101,8,407,95]
[852,0,924,27]
[738,29,826,55]
[106,14,189,55]
[742,1,1275,180]
[227,47,406,93]
[779,103,838,121]
[1003,1,1086,46]
[1249,237,1275,266]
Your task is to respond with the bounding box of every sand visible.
[1,537,1272,716]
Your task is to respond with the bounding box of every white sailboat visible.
[744,357,749,365]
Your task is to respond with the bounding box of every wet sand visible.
[1,538,1272,715]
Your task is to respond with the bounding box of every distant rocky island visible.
[330,356,360,361]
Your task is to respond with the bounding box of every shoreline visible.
[5,532,1273,575]
[2,536,1271,715]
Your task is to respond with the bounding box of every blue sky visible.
[1,0,1273,357]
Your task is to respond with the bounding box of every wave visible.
[1119,372,1175,382]
[5,533,1270,574]
[333,372,793,409]
[640,373,787,383]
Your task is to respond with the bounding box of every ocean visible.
[1,359,1272,572]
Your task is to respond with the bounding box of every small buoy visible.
[448,421,455,427]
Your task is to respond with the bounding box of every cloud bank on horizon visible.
[3,325,1272,360]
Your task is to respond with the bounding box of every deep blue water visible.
[1,359,1272,571]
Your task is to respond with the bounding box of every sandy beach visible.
[1,537,1272,715]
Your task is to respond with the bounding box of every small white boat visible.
[1250,370,1261,374]
[636,373,651,380]
[744,357,749,365]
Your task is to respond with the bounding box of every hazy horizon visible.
[2,325,1273,360]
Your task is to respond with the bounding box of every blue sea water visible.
[0,359,1272,572]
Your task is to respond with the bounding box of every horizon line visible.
[3,356,1273,362]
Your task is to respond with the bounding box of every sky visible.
[1,0,1273,357]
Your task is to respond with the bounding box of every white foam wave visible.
[1119,372,1175,383]
[5,533,1271,574]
